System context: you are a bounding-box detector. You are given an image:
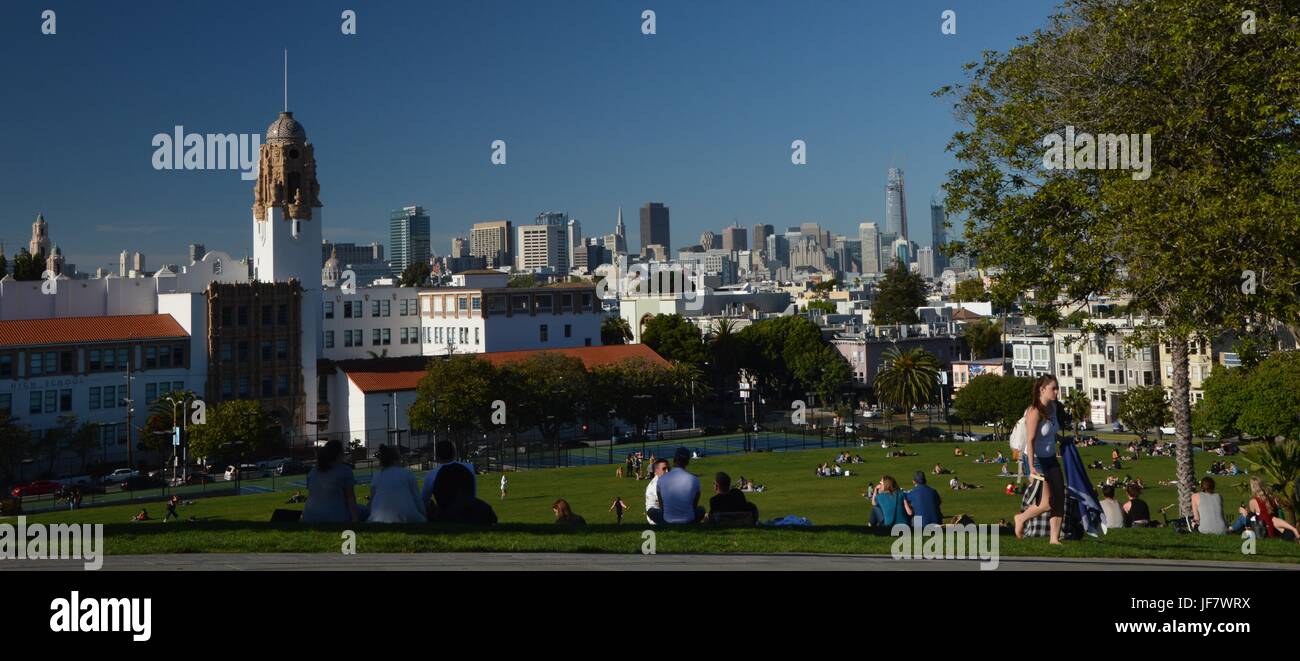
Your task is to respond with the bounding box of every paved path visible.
[2,553,1295,571]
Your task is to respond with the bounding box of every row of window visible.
[219,340,291,362]
[220,304,291,327]
[0,344,185,379]
[424,292,596,315]
[324,299,420,320]
[219,374,292,398]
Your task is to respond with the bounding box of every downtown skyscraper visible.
[390,205,431,274]
[639,202,670,256]
[885,167,909,242]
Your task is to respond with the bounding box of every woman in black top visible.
[1122,484,1151,527]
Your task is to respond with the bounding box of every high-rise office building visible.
[885,167,909,241]
[917,246,935,279]
[752,224,773,253]
[929,195,948,273]
[450,237,469,259]
[536,211,568,226]
[700,230,719,250]
[470,220,512,268]
[722,224,747,253]
[639,202,670,256]
[891,236,911,266]
[516,223,567,271]
[534,211,569,269]
[390,205,431,274]
[858,222,882,274]
[567,218,583,269]
[799,222,827,249]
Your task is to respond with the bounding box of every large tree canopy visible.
[941,0,1300,515]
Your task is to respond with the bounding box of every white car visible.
[1159,425,1177,436]
[861,409,882,420]
[102,468,139,483]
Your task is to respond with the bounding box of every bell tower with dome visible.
[252,106,323,438]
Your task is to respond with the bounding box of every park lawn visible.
[10,441,1297,563]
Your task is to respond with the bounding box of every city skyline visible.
[0,0,1046,271]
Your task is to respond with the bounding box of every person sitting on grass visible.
[552,499,586,526]
[1121,484,1151,528]
[132,508,149,522]
[975,452,987,464]
[932,462,950,476]
[953,446,965,457]
[420,441,477,508]
[1099,484,1125,530]
[648,447,705,525]
[644,458,670,525]
[1191,477,1226,535]
[286,490,305,504]
[951,514,976,525]
[302,439,361,524]
[708,472,758,525]
[994,451,1007,464]
[870,475,907,529]
[367,444,426,523]
[948,477,982,491]
[905,471,943,526]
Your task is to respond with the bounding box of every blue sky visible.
[0,0,1053,271]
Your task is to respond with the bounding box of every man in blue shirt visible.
[905,471,943,526]
[648,447,705,525]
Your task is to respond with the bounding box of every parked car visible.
[860,409,882,420]
[953,431,981,442]
[256,457,292,470]
[11,480,64,498]
[276,461,309,476]
[102,468,140,483]
[168,472,215,486]
[1158,425,1176,436]
[224,464,259,481]
[119,475,165,491]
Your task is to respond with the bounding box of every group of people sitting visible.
[970,451,1007,465]
[1095,476,1300,541]
[1206,461,1244,476]
[948,476,982,491]
[865,471,944,529]
[640,447,760,526]
[299,440,497,525]
[834,451,864,464]
[815,462,852,477]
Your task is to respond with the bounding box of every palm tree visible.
[1065,388,1090,441]
[1242,439,1300,524]
[872,346,940,440]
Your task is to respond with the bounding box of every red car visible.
[11,480,64,498]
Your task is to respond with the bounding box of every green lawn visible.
[10,440,1297,563]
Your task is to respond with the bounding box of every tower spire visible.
[283,50,288,112]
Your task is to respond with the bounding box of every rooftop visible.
[0,314,188,348]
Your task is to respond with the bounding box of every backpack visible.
[1009,414,1028,453]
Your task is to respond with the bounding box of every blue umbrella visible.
[1061,436,1104,536]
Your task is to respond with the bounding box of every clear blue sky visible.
[0,0,1053,271]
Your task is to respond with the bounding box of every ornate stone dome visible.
[266,111,306,144]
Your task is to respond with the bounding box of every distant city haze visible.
[0,0,1048,269]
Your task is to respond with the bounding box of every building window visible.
[325,331,334,349]
[221,379,233,398]
[238,342,249,361]
[535,295,553,313]
[456,328,465,345]
[238,377,250,397]
[0,355,10,378]
[565,324,571,338]
[400,328,410,345]
[44,390,56,414]
[30,353,42,376]
[221,306,233,326]
[261,341,273,360]
[487,296,506,314]
[560,294,573,311]
[471,296,481,312]
[1108,370,1116,385]
[60,351,73,373]
[277,374,289,396]
[324,302,334,319]
[276,339,288,360]
[372,329,381,346]
[29,392,42,414]
[102,386,115,409]
[474,327,480,345]
[513,296,529,313]
[371,300,381,317]
[1074,354,1082,368]
[457,297,469,312]
[1106,346,1115,361]
[540,324,548,342]
[159,345,172,368]
[277,304,289,325]
[146,383,157,405]
[89,387,101,410]
[0,394,9,417]
[117,348,128,370]
[262,377,273,397]
[422,298,431,313]
[262,304,273,326]
[581,293,593,311]
[59,389,72,412]
[238,305,249,326]
[221,343,233,361]
[1143,371,1153,385]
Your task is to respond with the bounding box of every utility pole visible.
[123,355,134,473]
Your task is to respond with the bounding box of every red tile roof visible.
[339,344,668,393]
[0,314,188,348]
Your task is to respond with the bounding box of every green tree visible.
[398,262,431,287]
[507,274,537,288]
[1117,385,1171,442]
[871,262,927,325]
[641,314,707,367]
[12,249,44,281]
[952,374,1034,439]
[0,414,29,485]
[806,300,836,314]
[940,0,1300,515]
[408,354,497,456]
[1234,351,1300,443]
[1193,365,1250,440]
[872,346,940,437]
[963,318,1002,359]
[65,420,100,474]
[187,400,275,461]
[505,353,588,464]
[1064,388,1090,441]
[953,278,987,303]
[600,316,633,345]
[1242,439,1300,527]
[0,253,8,279]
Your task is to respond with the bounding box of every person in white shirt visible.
[644,458,670,524]
[500,474,508,500]
[649,448,704,525]
[1099,483,1125,530]
[367,445,426,523]
[420,441,477,509]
